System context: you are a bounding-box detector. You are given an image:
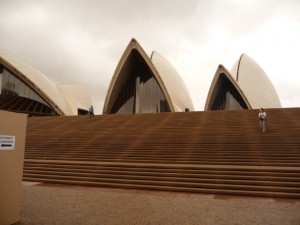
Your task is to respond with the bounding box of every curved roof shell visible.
[151,51,194,112]
[103,39,194,114]
[58,84,93,115]
[205,65,251,110]
[205,54,282,111]
[0,49,92,115]
[230,54,281,109]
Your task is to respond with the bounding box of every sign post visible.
[0,111,27,225]
[0,135,15,150]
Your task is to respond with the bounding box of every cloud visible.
[0,0,299,113]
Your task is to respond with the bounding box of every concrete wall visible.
[0,110,27,225]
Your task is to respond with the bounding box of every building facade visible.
[0,49,92,116]
[103,39,194,114]
[205,54,281,110]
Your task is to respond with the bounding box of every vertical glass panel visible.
[135,76,140,113]
[28,89,33,99]
[0,73,2,95]
[34,92,39,102]
[0,67,55,115]
[0,65,3,94]
[211,74,248,110]
[24,85,30,98]
[2,69,10,95]
[139,77,143,113]
[14,78,20,96]
[149,77,156,112]
[111,74,135,114]
[19,82,25,97]
[8,73,15,95]
[110,63,171,114]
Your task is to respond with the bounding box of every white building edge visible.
[103,38,194,114]
[205,53,281,110]
[0,49,92,116]
[230,54,281,109]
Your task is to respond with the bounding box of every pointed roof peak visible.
[204,65,251,110]
[229,53,281,108]
[130,37,137,42]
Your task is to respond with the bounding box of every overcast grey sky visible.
[0,0,299,113]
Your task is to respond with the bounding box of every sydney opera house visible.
[0,49,92,116]
[205,54,281,111]
[0,39,281,116]
[103,39,194,114]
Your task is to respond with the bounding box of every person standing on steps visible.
[258,108,267,132]
[88,105,94,120]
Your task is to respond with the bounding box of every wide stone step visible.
[22,156,300,166]
[23,167,300,182]
[23,176,300,199]
[23,162,300,177]
[23,169,300,188]
[23,108,300,199]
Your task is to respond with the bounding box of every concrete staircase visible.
[23,108,300,198]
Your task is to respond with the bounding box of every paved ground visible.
[18,182,300,225]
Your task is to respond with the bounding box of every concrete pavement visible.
[18,182,300,225]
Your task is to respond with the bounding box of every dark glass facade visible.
[211,74,248,110]
[0,66,58,116]
[110,65,170,114]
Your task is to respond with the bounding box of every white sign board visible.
[0,135,15,150]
